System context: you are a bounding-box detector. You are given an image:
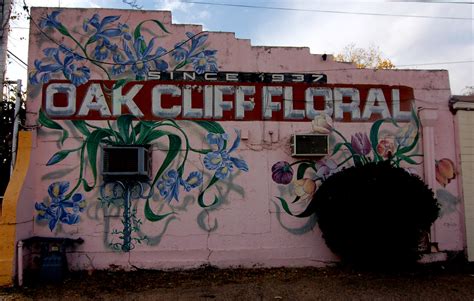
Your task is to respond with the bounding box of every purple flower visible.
[351,132,371,155]
[271,161,294,184]
[315,159,338,180]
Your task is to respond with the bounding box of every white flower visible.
[312,114,333,134]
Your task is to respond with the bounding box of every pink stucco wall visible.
[16,7,462,271]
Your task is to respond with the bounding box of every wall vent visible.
[101,145,151,181]
[291,134,329,157]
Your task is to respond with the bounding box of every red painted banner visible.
[42,80,414,122]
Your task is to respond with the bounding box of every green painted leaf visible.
[197,175,220,208]
[134,19,170,40]
[141,130,174,145]
[39,110,61,129]
[369,118,386,161]
[71,120,91,136]
[398,154,420,165]
[174,60,188,70]
[389,118,399,127]
[297,163,312,179]
[134,19,170,52]
[276,197,295,216]
[81,179,94,192]
[152,134,182,186]
[353,155,363,167]
[276,195,318,218]
[412,109,420,128]
[332,142,345,155]
[86,35,97,45]
[117,115,135,144]
[291,196,301,204]
[39,110,69,145]
[112,78,130,90]
[57,24,71,36]
[397,132,419,155]
[144,199,174,222]
[46,149,77,165]
[135,122,150,144]
[133,121,142,136]
[396,112,420,155]
[86,129,112,188]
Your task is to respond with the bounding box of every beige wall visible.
[458,110,474,260]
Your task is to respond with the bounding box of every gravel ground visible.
[1,260,474,300]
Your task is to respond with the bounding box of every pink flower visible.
[435,158,456,187]
[376,139,396,158]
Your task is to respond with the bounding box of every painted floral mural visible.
[28,10,254,251]
[29,11,218,87]
[35,181,87,231]
[273,111,422,218]
[435,158,456,187]
[37,111,248,250]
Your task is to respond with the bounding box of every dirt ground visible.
[2,260,474,301]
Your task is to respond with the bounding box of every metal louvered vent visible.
[291,134,329,157]
[102,146,151,181]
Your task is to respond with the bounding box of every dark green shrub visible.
[314,161,439,268]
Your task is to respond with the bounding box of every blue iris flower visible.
[171,32,219,74]
[29,46,90,86]
[182,171,203,192]
[156,169,203,203]
[39,11,62,29]
[192,51,218,74]
[35,181,87,231]
[64,63,91,86]
[93,38,118,61]
[203,130,248,180]
[83,14,129,60]
[113,36,168,78]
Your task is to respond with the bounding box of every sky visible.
[5,0,474,94]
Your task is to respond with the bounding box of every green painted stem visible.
[65,143,86,199]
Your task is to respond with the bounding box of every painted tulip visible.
[376,138,396,158]
[351,132,371,155]
[436,158,456,187]
[312,114,333,134]
[315,158,338,179]
[271,161,294,184]
[396,124,415,147]
[293,178,317,199]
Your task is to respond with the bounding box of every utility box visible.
[23,237,84,284]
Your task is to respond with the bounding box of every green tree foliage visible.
[334,43,395,69]
[0,84,25,196]
[313,161,439,269]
